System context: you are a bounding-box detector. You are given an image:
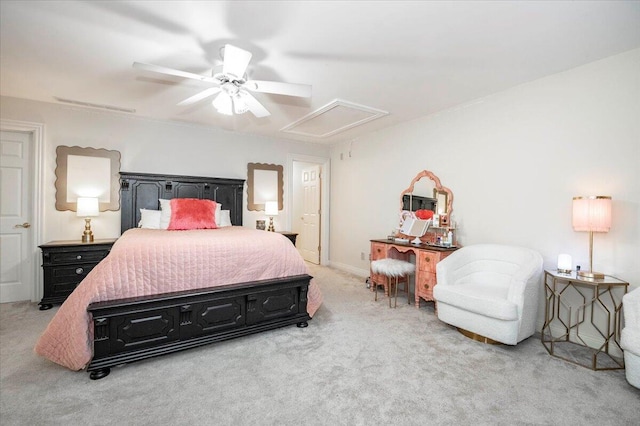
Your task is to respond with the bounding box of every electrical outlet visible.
[360,252,365,260]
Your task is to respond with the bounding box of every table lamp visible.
[557,254,572,274]
[77,197,99,243]
[572,196,611,279]
[265,201,278,232]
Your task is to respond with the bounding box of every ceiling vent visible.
[54,97,136,113]
[281,99,388,138]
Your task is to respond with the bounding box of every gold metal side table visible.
[541,270,628,370]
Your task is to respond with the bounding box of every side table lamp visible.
[77,197,99,243]
[572,195,611,279]
[557,254,572,274]
[265,200,278,232]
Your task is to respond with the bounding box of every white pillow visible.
[159,199,171,229]
[214,202,222,225]
[218,210,232,227]
[139,209,161,229]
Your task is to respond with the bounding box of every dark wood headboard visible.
[119,172,245,234]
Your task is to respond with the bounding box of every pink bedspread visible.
[35,227,322,371]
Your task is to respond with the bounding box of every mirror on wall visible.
[400,170,454,217]
[55,146,121,212]
[247,163,283,211]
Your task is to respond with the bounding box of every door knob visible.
[14,222,31,228]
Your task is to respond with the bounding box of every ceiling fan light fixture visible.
[220,81,239,97]
[212,93,233,116]
[233,94,249,114]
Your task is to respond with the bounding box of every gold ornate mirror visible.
[55,146,121,212]
[247,163,283,211]
[400,170,454,217]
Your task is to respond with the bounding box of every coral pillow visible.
[168,198,218,230]
[415,209,434,220]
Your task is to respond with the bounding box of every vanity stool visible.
[371,258,415,308]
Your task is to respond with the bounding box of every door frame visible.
[287,154,330,266]
[1,119,44,302]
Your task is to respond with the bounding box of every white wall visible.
[329,49,640,330]
[0,97,330,243]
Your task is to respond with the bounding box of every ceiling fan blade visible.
[133,62,219,84]
[177,87,221,106]
[240,91,271,118]
[245,80,312,98]
[222,44,252,79]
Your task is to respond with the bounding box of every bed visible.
[35,172,322,379]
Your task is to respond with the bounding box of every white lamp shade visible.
[264,201,279,216]
[557,254,572,271]
[572,196,612,233]
[76,197,99,217]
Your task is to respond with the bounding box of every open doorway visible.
[288,155,330,265]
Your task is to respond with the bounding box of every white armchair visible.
[621,287,640,389]
[433,244,543,345]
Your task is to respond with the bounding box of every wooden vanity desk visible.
[370,239,457,308]
[375,168,458,308]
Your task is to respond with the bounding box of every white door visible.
[300,164,321,264]
[0,130,33,302]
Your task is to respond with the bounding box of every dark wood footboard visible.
[87,274,311,379]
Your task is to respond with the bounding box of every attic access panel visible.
[281,99,388,138]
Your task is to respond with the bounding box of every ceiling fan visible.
[133,44,312,118]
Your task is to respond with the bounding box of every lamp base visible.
[81,218,94,243]
[267,216,275,232]
[577,270,604,280]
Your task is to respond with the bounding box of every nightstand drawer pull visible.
[75,267,84,275]
[76,255,82,260]
[424,284,430,290]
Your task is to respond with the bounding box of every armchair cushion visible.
[434,283,517,321]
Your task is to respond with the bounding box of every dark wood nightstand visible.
[277,231,298,246]
[38,239,117,310]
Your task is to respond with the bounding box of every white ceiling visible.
[2,1,639,145]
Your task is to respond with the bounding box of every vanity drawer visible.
[418,251,438,273]
[370,242,387,261]
[416,273,436,300]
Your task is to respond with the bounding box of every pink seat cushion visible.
[371,258,415,277]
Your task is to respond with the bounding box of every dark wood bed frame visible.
[86,172,311,380]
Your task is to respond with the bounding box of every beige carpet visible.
[1,263,638,425]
